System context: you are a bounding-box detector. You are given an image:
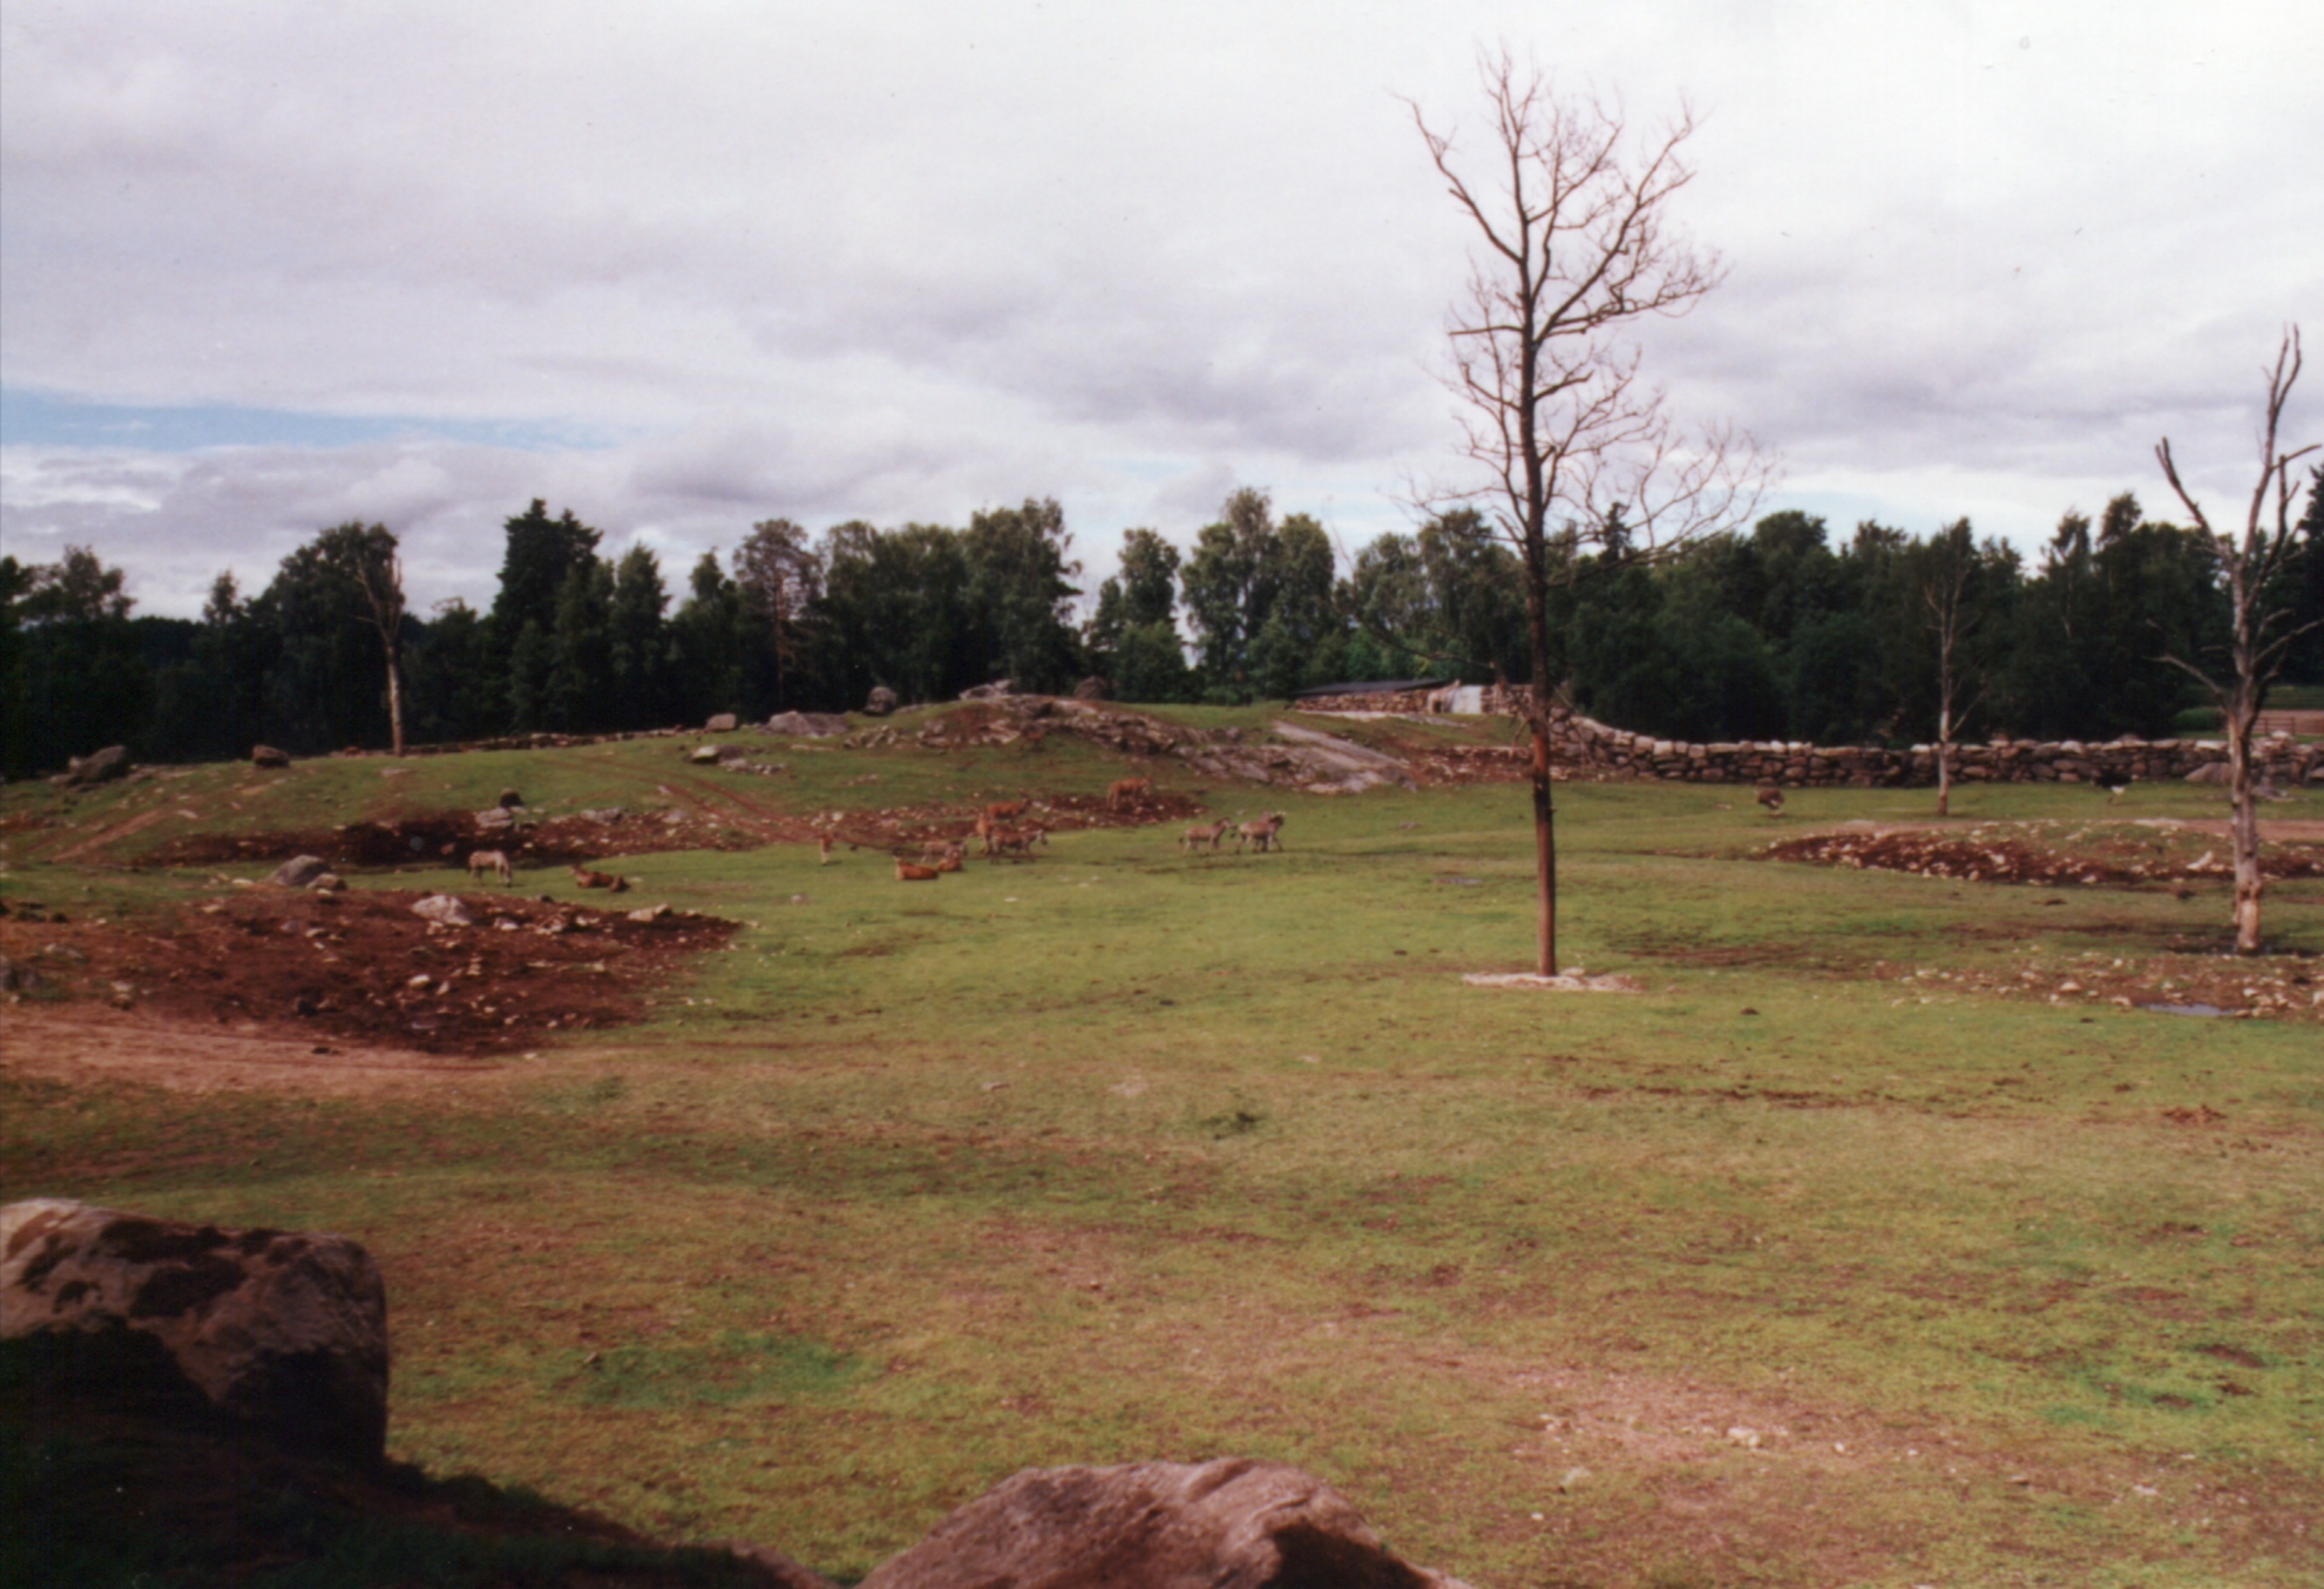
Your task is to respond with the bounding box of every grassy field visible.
[4,716,2320,1588]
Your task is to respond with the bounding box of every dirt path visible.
[0,1005,510,1096]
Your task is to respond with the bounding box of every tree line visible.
[4,472,2319,777]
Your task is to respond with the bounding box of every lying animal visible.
[895,858,942,882]
[1755,786,1785,816]
[571,865,629,893]
[1108,777,1152,810]
[1235,812,1284,853]
[921,840,967,869]
[468,849,514,886]
[1182,821,1227,853]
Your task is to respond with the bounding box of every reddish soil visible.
[0,889,736,1058]
[1767,827,2324,886]
[136,807,760,870]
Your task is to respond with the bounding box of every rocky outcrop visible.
[864,686,900,716]
[267,855,331,889]
[960,679,1014,700]
[54,745,131,787]
[765,711,850,738]
[859,1459,1469,1589]
[1073,675,1109,701]
[251,745,292,768]
[1,1198,390,1465]
[706,712,740,732]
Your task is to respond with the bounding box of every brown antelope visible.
[571,865,629,893]
[817,832,833,865]
[895,858,941,881]
[985,799,1030,824]
[920,840,967,869]
[988,825,1047,861]
[1755,785,1785,817]
[1182,821,1227,853]
[1233,812,1284,853]
[1108,777,1152,810]
[468,849,514,886]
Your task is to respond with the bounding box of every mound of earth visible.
[138,806,757,871]
[0,890,736,1055]
[1767,827,2324,886]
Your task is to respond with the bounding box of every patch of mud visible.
[0,890,736,1056]
[1768,824,2324,886]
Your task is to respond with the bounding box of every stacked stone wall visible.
[1300,688,2324,789]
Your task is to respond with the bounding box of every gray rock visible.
[857,1458,1472,1589]
[865,686,899,717]
[58,745,131,787]
[474,806,515,830]
[764,711,850,738]
[410,895,476,927]
[498,787,525,810]
[1073,675,1110,701]
[706,712,739,732]
[1,1197,390,1466]
[310,873,346,893]
[250,745,291,769]
[2184,762,2233,785]
[959,679,1014,701]
[690,745,725,764]
[267,855,331,889]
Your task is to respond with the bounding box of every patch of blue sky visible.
[0,388,617,453]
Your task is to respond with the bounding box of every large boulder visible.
[1074,675,1110,702]
[251,745,292,769]
[56,745,131,787]
[706,712,740,732]
[1,1198,390,1466]
[267,855,331,889]
[765,711,850,739]
[864,686,899,717]
[858,1459,1470,1589]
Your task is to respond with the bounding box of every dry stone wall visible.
[1300,690,2323,789]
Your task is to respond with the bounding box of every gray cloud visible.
[4,0,2317,613]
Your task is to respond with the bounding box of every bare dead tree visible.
[1412,48,1766,976]
[1922,519,1985,819]
[2155,326,2318,955]
[347,531,408,757]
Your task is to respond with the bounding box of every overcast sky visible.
[3,0,2319,618]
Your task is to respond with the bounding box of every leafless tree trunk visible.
[1922,520,1984,819]
[1412,49,1765,976]
[354,549,408,757]
[2156,327,2317,955]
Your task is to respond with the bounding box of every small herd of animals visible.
[457,781,1284,892]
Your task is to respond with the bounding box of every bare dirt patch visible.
[136,807,758,870]
[1767,823,2324,887]
[1,890,736,1057]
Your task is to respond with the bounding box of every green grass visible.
[4,714,2321,1587]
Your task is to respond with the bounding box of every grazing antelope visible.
[1234,812,1285,853]
[1182,821,1227,853]
[894,858,941,881]
[988,825,1047,861]
[468,849,514,886]
[1755,786,1784,817]
[571,865,629,893]
[985,799,1030,824]
[1108,777,1152,810]
[818,832,833,865]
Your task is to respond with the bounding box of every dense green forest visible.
[5,472,2321,777]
